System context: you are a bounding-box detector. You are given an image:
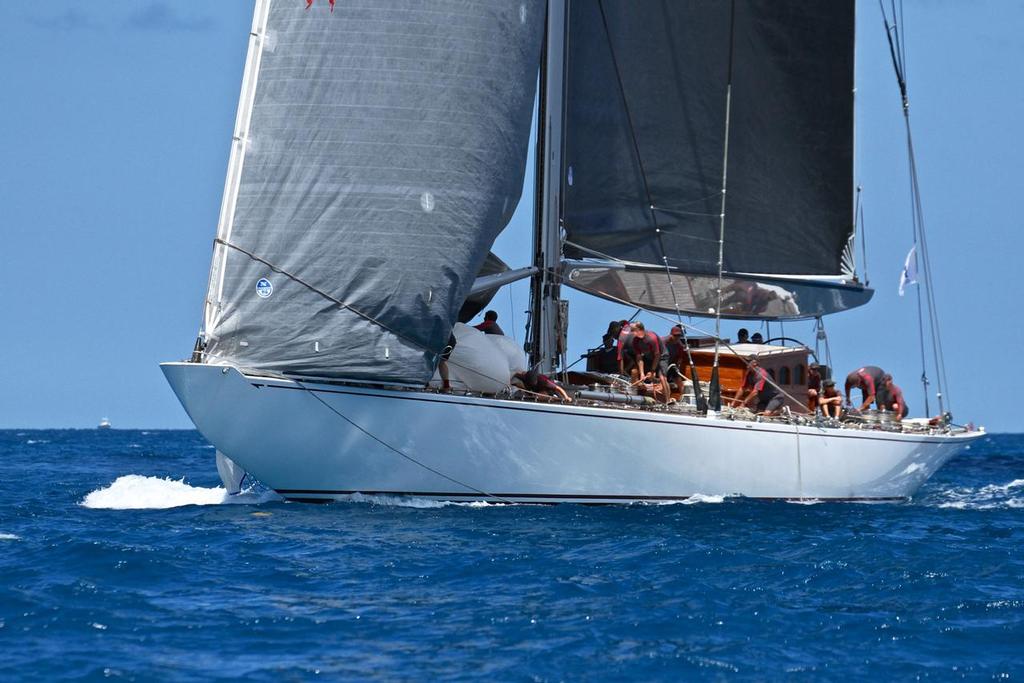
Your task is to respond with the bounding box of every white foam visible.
[81,475,277,510]
[340,492,509,508]
[900,462,925,476]
[644,493,727,506]
[0,533,19,541]
[932,478,1024,510]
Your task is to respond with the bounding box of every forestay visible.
[203,0,543,383]
[561,1,867,318]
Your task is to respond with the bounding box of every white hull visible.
[162,362,982,503]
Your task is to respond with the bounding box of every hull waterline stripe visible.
[274,489,906,503]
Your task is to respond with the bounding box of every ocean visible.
[0,429,1021,680]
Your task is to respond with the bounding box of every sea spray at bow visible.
[81,475,278,510]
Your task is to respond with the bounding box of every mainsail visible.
[202,0,544,383]
[560,0,870,319]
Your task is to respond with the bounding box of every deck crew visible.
[736,328,750,344]
[819,379,842,418]
[731,358,777,411]
[661,325,688,399]
[512,370,572,403]
[615,321,633,374]
[844,365,887,411]
[587,321,622,374]
[626,322,670,404]
[438,333,456,393]
[879,373,909,421]
[806,362,822,413]
[473,310,504,335]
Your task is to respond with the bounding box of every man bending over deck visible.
[731,358,773,410]
[626,322,670,404]
[878,373,909,421]
[844,365,887,411]
[512,370,572,403]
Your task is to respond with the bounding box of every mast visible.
[201,0,272,349]
[528,0,568,374]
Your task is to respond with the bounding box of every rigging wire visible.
[295,378,515,504]
[594,0,706,410]
[880,0,950,416]
[857,188,869,285]
[507,284,517,343]
[708,0,738,411]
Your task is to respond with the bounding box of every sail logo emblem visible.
[256,278,274,299]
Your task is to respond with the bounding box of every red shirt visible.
[744,366,769,392]
[630,331,661,361]
[886,383,906,414]
[616,324,632,361]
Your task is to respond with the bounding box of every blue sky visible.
[1,1,1021,432]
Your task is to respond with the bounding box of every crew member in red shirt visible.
[844,365,887,411]
[879,373,909,421]
[626,322,670,404]
[661,324,689,399]
[512,370,572,403]
[473,310,504,335]
[731,358,778,411]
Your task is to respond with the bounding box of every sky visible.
[1,1,1022,432]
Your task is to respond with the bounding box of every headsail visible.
[202,0,543,383]
[560,0,870,319]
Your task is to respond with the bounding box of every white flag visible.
[898,244,918,296]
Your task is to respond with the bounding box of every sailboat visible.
[163,0,981,503]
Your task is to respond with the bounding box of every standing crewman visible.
[844,365,887,411]
[661,324,689,400]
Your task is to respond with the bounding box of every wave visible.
[0,533,19,541]
[929,478,1024,510]
[81,475,278,510]
[642,493,727,506]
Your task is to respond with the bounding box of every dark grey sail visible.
[560,0,870,318]
[203,0,543,383]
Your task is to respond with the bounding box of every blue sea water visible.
[0,430,1022,681]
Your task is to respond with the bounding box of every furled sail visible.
[561,0,871,318]
[202,0,543,383]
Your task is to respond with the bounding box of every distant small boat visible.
[97,418,112,430]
